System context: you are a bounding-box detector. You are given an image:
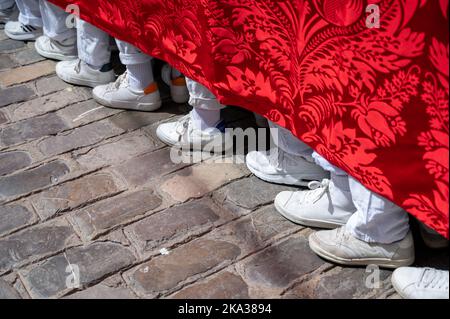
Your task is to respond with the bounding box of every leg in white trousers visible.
[0,0,14,10]
[186,79,225,130]
[76,18,110,68]
[16,0,41,26]
[115,39,154,91]
[39,0,74,42]
[269,121,314,158]
[312,152,410,244]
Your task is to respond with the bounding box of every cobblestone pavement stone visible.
[0,38,448,299]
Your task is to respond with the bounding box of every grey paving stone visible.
[0,160,70,201]
[0,84,35,108]
[70,189,163,240]
[0,150,32,176]
[0,112,69,147]
[0,204,36,237]
[21,242,136,298]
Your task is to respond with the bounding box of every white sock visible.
[127,62,154,91]
[191,107,221,131]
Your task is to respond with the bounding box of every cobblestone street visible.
[0,34,448,299]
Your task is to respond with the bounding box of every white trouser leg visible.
[0,0,15,10]
[39,0,74,41]
[346,177,410,244]
[313,152,355,207]
[77,18,110,67]
[186,78,225,110]
[115,39,153,90]
[16,0,42,26]
[269,121,313,158]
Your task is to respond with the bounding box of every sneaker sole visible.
[35,43,77,61]
[56,71,114,88]
[246,161,322,187]
[309,233,415,269]
[93,94,162,112]
[4,29,41,41]
[274,200,346,229]
[156,127,233,153]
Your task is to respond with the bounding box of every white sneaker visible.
[56,59,115,88]
[392,267,449,299]
[246,148,329,186]
[93,72,162,112]
[0,4,18,29]
[156,113,231,152]
[4,20,42,41]
[275,179,355,228]
[309,227,415,268]
[35,36,77,61]
[161,64,189,103]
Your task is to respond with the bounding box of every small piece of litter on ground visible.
[160,248,170,255]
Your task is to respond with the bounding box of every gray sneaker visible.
[309,227,415,268]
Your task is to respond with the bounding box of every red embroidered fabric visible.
[49,0,449,238]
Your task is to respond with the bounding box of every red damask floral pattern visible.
[50,0,449,238]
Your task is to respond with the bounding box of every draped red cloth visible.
[49,0,449,238]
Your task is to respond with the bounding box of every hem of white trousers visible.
[189,98,225,110]
[19,14,43,27]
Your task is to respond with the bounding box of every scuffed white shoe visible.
[309,227,415,269]
[35,35,77,61]
[4,20,42,41]
[93,72,162,112]
[392,267,449,299]
[161,64,189,104]
[156,113,231,152]
[275,179,355,228]
[0,4,18,29]
[56,59,115,88]
[246,148,329,186]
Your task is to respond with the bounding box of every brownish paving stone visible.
[20,242,136,298]
[65,283,137,299]
[0,60,55,86]
[126,239,241,297]
[124,198,235,257]
[28,172,126,220]
[239,235,324,289]
[170,271,249,299]
[0,39,26,54]
[158,162,248,203]
[69,189,163,241]
[12,48,45,66]
[113,148,188,187]
[283,267,394,299]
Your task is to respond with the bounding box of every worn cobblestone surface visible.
[0,38,447,299]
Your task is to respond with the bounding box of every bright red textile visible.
[50,0,449,238]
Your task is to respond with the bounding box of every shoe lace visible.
[175,114,192,142]
[300,179,330,204]
[105,71,127,92]
[418,268,449,290]
[74,58,82,74]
